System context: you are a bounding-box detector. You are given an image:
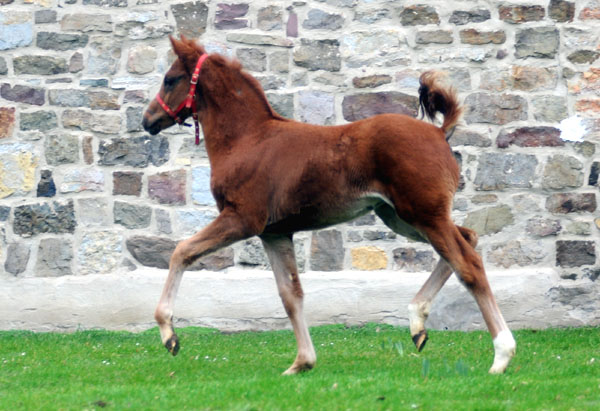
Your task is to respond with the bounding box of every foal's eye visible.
[164,77,177,87]
[164,75,184,88]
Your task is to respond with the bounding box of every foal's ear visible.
[169,35,191,58]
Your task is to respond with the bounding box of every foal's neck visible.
[200,69,278,160]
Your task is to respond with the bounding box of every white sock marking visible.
[490,330,516,374]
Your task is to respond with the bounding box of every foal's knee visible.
[170,240,191,268]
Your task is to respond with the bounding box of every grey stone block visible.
[310,230,344,271]
[5,243,30,275]
[35,238,73,277]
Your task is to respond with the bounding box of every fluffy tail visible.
[418,71,463,139]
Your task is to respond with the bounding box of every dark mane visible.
[220,54,287,121]
[237,69,288,121]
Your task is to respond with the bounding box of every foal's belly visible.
[263,193,426,243]
[311,193,387,228]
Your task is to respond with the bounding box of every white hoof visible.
[489,330,516,374]
[408,302,430,337]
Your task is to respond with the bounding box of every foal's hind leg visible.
[155,209,254,356]
[261,234,316,375]
[408,226,478,352]
[408,259,452,352]
[420,219,516,374]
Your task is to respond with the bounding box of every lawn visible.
[1,324,598,410]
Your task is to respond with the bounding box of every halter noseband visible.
[155,53,209,145]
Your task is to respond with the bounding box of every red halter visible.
[155,53,209,145]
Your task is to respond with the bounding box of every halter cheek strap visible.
[155,53,209,145]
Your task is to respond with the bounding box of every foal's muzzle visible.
[142,116,161,135]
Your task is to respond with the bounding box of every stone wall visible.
[0,0,599,328]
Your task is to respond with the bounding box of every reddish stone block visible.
[459,29,506,45]
[124,90,147,104]
[88,90,120,110]
[82,136,93,165]
[215,3,248,30]
[497,127,564,148]
[113,171,143,197]
[568,68,600,94]
[286,10,298,37]
[148,170,186,205]
[499,5,545,23]
[576,98,600,114]
[512,66,557,91]
[0,107,15,139]
[583,68,600,83]
[580,2,600,20]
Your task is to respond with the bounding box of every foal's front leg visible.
[156,210,254,355]
[261,234,316,375]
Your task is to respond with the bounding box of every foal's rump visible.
[337,113,460,212]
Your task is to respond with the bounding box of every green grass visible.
[1,324,598,410]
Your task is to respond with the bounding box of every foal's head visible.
[142,36,208,135]
[144,36,284,137]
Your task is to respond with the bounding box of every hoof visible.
[412,330,428,352]
[165,335,180,356]
[282,363,314,375]
[488,365,507,374]
[489,330,516,374]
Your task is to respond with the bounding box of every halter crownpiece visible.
[155,53,209,145]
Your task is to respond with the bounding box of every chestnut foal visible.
[143,36,516,375]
